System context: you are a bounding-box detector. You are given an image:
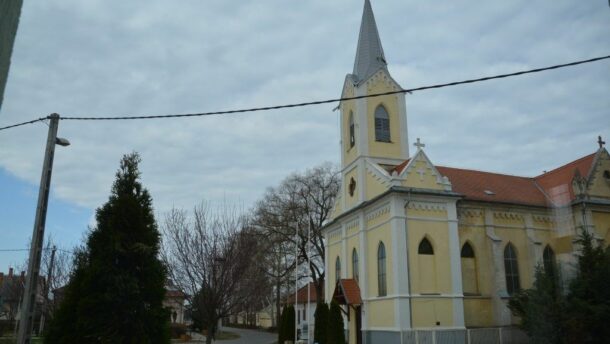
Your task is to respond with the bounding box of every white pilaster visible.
[397,92,409,159]
[524,214,542,281]
[355,86,369,157]
[358,211,369,330]
[342,224,348,279]
[447,200,465,328]
[484,209,511,326]
[390,195,411,330]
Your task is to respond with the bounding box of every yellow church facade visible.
[323,1,610,343]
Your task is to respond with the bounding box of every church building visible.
[323,1,610,343]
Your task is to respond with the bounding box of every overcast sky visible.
[0,0,609,269]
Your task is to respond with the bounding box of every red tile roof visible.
[534,153,596,205]
[391,151,598,207]
[166,290,186,299]
[438,166,549,207]
[392,159,410,175]
[333,279,362,306]
[286,282,323,304]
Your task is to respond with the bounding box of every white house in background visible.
[164,282,186,324]
[286,282,324,343]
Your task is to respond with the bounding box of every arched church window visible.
[461,242,475,258]
[352,248,359,282]
[543,245,556,276]
[349,112,355,148]
[418,237,434,255]
[335,256,341,282]
[504,243,520,295]
[374,105,391,142]
[377,242,387,296]
[417,237,437,292]
[461,242,478,294]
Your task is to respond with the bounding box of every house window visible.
[418,237,434,255]
[504,243,520,295]
[374,105,390,142]
[349,111,355,148]
[335,256,341,282]
[543,245,556,277]
[461,242,478,294]
[352,248,359,282]
[377,242,387,296]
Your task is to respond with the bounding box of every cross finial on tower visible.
[414,138,425,150]
[598,135,606,149]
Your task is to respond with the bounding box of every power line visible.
[0,248,74,253]
[1,54,609,130]
[0,117,48,131]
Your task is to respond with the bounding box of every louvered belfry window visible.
[374,105,390,142]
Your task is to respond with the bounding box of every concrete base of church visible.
[363,329,467,344]
[361,328,528,344]
[363,330,401,343]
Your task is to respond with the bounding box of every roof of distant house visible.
[285,281,324,304]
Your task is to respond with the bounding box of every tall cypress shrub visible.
[327,301,345,344]
[314,302,329,344]
[278,305,288,344]
[286,305,296,342]
[45,153,169,343]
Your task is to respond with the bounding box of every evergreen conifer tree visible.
[509,230,610,343]
[564,230,610,343]
[314,302,329,344]
[278,305,288,344]
[327,301,345,344]
[45,153,169,343]
[286,305,296,342]
[508,265,564,344]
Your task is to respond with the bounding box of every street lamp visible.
[17,113,69,344]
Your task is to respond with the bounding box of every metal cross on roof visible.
[599,135,606,149]
[414,138,425,150]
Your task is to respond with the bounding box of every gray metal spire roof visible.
[352,0,387,83]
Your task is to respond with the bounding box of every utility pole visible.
[294,222,298,343]
[17,114,69,344]
[38,245,56,335]
[306,219,311,344]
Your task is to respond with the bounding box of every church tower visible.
[339,0,409,211]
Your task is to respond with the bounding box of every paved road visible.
[185,327,276,344]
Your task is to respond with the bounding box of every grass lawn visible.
[215,331,240,340]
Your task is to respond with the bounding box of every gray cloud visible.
[0,0,608,218]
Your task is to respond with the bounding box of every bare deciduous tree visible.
[38,237,73,333]
[162,202,262,344]
[252,162,340,320]
[0,267,24,322]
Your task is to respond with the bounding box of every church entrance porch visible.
[332,279,363,344]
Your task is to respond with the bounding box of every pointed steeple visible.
[353,0,387,83]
